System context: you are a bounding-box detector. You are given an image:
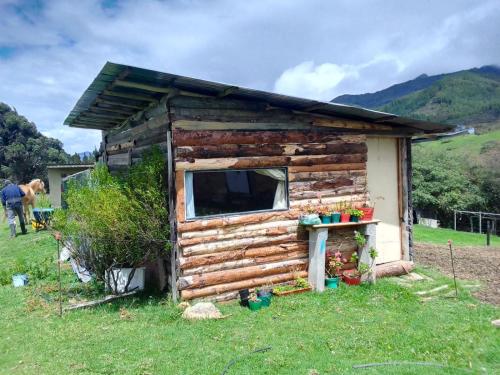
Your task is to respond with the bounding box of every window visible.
[185,168,288,219]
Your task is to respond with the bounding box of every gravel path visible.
[414,243,500,305]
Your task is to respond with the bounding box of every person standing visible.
[1,179,27,238]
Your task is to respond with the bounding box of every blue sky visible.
[1,0,499,153]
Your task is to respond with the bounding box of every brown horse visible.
[20,179,46,222]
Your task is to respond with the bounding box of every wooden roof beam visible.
[103,90,159,103]
[90,106,135,116]
[114,79,172,94]
[217,86,239,98]
[95,98,143,109]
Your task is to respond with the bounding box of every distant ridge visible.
[333,65,500,130]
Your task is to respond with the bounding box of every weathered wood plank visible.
[177,211,299,233]
[180,270,308,300]
[173,130,364,147]
[173,120,314,131]
[175,142,366,159]
[175,171,185,223]
[288,163,365,173]
[175,153,366,170]
[107,153,129,166]
[182,233,297,257]
[179,243,306,270]
[178,258,308,290]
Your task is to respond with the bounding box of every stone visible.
[182,302,223,320]
[492,319,500,328]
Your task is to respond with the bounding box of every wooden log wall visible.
[169,96,369,301]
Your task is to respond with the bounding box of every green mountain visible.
[333,65,500,130]
[0,102,81,184]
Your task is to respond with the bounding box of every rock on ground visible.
[182,302,223,320]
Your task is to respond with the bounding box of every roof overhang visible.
[47,164,94,169]
[64,62,455,134]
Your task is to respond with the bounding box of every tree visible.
[0,102,75,184]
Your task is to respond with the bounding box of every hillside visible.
[0,102,80,184]
[333,65,500,131]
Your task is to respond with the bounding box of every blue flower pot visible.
[325,277,339,289]
[331,213,341,223]
[320,215,332,224]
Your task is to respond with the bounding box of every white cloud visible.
[0,0,499,153]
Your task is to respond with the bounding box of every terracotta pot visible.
[340,213,350,223]
[343,270,361,286]
[360,207,374,221]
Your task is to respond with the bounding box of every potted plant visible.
[340,202,351,223]
[239,289,250,307]
[273,277,311,296]
[299,202,322,225]
[343,263,369,286]
[257,284,273,307]
[318,205,331,224]
[330,202,341,223]
[353,230,366,249]
[325,251,344,289]
[347,208,364,222]
[248,293,262,311]
[359,202,375,221]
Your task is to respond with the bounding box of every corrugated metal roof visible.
[64,62,454,133]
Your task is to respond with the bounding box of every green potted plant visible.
[348,208,364,222]
[353,230,366,249]
[325,251,344,289]
[317,205,331,224]
[343,263,369,286]
[248,293,262,311]
[330,202,341,223]
[273,277,311,296]
[299,202,321,225]
[340,202,351,223]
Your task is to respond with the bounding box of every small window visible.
[185,168,288,219]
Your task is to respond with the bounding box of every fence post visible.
[479,212,482,234]
[454,210,457,231]
[486,221,491,247]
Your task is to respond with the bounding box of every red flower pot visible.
[340,213,350,223]
[360,207,374,221]
[343,270,361,285]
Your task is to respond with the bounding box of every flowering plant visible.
[327,251,346,278]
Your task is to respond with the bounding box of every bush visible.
[53,147,170,293]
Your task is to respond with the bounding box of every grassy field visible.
[0,226,499,374]
[414,224,500,247]
[415,130,500,156]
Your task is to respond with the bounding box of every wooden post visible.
[361,223,377,284]
[486,221,491,247]
[479,212,482,234]
[307,227,328,292]
[454,210,457,231]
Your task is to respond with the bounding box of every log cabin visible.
[64,62,453,301]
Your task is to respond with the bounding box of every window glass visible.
[185,168,288,219]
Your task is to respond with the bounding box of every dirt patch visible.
[414,243,500,305]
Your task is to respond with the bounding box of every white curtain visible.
[255,169,287,209]
[185,172,195,219]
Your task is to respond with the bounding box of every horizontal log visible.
[181,270,308,300]
[313,117,394,131]
[173,129,364,147]
[106,140,136,155]
[175,142,366,159]
[375,261,414,278]
[107,153,129,166]
[289,186,366,200]
[288,163,365,173]
[178,258,307,290]
[173,120,314,131]
[177,211,298,233]
[289,170,365,182]
[182,233,297,257]
[291,195,366,208]
[131,142,168,158]
[179,219,299,239]
[290,177,356,192]
[175,154,366,170]
[178,225,297,247]
[182,250,308,276]
[170,95,268,111]
[106,115,168,143]
[179,242,306,270]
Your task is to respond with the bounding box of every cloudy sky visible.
[1,0,499,153]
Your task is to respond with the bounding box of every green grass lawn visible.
[414,224,500,247]
[415,130,500,156]
[0,225,499,374]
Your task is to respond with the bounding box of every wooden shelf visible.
[304,219,381,229]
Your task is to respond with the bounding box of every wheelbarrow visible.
[31,208,54,231]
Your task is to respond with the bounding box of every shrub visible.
[53,147,170,293]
